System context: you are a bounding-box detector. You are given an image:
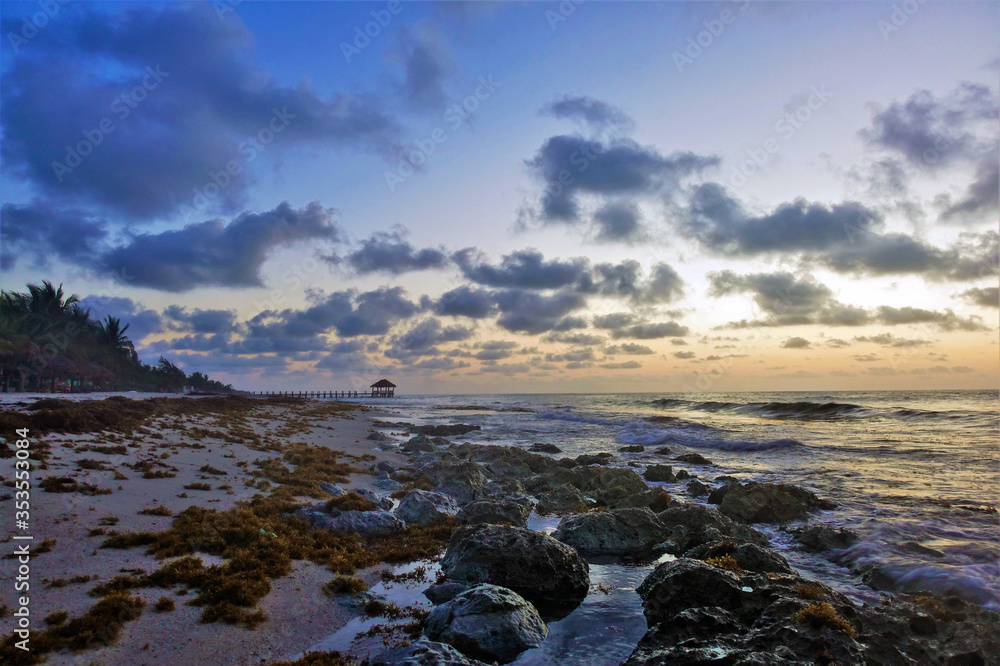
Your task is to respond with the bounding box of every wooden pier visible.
[254,379,396,400]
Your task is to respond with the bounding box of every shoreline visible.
[1,394,997,665]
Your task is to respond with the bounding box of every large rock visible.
[441,524,590,613]
[584,468,650,505]
[411,424,482,437]
[686,541,793,574]
[553,508,666,557]
[656,504,768,554]
[674,453,713,465]
[528,442,562,454]
[643,465,675,483]
[718,482,836,523]
[792,524,859,553]
[610,488,676,512]
[456,499,531,528]
[423,462,489,505]
[296,505,403,537]
[536,484,589,515]
[395,489,459,526]
[402,435,451,453]
[425,584,547,663]
[371,639,489,665]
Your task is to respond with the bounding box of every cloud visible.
[673,351,696,359]
[681,183,879,255]
[100,202,339,291]
[0,4,403,219]
[853,333,932,347]
[600,361,642,370]
[431,286,498,319]
[250,286,420,340]
[384,318,474,360]
[395,24,454,111]
[541,95,634,133]
[709,270,868,326]
[545,331,606,346]
[874,306,987,332]
[335,229,448,275]
[494,289,587,334]
[528,135,718,222]
[604,343,654,355]
[959,286,999,308]
[545,349,597,363]
[77,296,163,345]
[455,248,589,289]
[822,230,998,281]
[860,83,997,170]
[163,306,240,335]
[611,321,688,339]
[938,154,1000,223]
[781,336,812,349]
[0,201,107,269]
[593,201,644,242]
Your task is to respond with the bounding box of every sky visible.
[1,0,997,394]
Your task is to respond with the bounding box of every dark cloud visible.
[545,331,606,346]
[545,349,597,363]
[604,343,654,355]
[431,286,498,319]
[860,83,997,170]
[822,230,998,281]
[0,3,402,219]
[709,270,863,326]
[853,333,932,347]
[673,351,696,359]
[938,155,1000,223]
[454,248,589,289]
[385,318,474,360]
[100,202,339,292]
[396,25,454,111]
[0,201,107,269]
[600,361,642,370]
[593,202,644,242]
[335,229,448,275]
[611,321,688,339]
[959,286,999,308]
[249,286,420,339]
[875,306,987,332]
[163,306,240,335]
[593,313,638,330]
[681,183,879,255]
[77,296,163,345]
[541,95,634,133]
[494,289,587,334]
[781,337,812,349]
[529,135,718,222]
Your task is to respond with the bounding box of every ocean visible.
[368,389,1000,612]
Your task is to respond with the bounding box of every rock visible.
[485,461,532,480]
[654,446,672,455]
[319,482,346,497]
[371,639,489,665]
[707,480,737,505]
[297,506,404,537]
[584,468,650,505]
[528,443,562,454]
[423,462,489,505]
[411,424,482,437]
[373,471,405,492]
[358,488,394,510]
[480,480,527,500]
[643,465,675,482]
[675,469,691,480]
[687,479,710,498]
[425,584,548,663]
[656,504,769,554]
[618,445,645,453]
[626,558,865,665]
[537,484,589,515]
[674,453,713,465]
[610,488,676,513]
[715,475,739,484]
[719,482,836,523]
[396,489,459,526]
[575,452,615,466]
[792,525,859,553]
[686,542,792,574]
[424,581,472,605]
[402,435,450,453]
[456,499,531,528]
[367,431,393,442]
[553,508,667,557]
[441,524,590,613]
[375,460,396,473]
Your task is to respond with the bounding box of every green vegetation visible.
[0,280,232,393]
[322,576,369,596]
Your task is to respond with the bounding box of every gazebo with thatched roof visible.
[370,379,396,397]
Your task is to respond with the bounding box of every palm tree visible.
[26,281,79,318]
[96,315,135,356]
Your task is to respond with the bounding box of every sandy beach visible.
[0,396,412,665]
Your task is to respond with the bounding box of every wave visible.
[617,423,804,452]
[538,411,619,426]
[652,398,872,420]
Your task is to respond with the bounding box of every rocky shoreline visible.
[327,427,999,665]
